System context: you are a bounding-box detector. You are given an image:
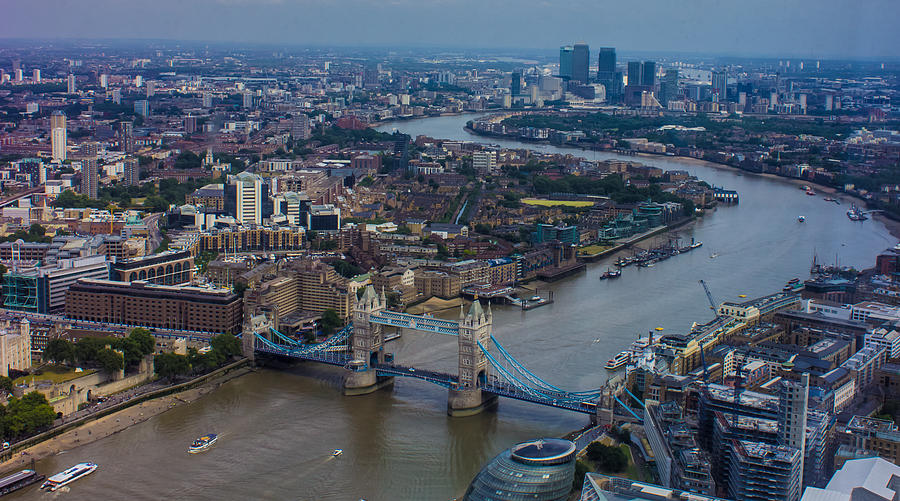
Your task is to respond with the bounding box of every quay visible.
[460,284,555,310]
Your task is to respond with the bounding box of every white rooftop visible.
[802,457,900,501]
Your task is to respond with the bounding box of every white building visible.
[230,172,264,226]
[67,74,76,94]
[851,301,900,325]
[0,319,31,378]
[805,299,852,320]
[866,326,900,359]
[801,457,900,501]
[472,150,497,174]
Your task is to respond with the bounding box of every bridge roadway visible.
[369,310,460,336]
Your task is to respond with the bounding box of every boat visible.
[600,268,621,279]
[40,463,97,492]
[788,278,800,284]
[690,241,703,249]
[709,253,719,259]
[188,434,218,454]
[0,469,45,496]
[847,204,869,221]
[823,197,835,202]
[605,351,630,370]
[806,190,816,196]
[332,449,343,457]
[798,216,805,222]
[529,295,541,301]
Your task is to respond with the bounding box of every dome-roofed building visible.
[464,438,576,501]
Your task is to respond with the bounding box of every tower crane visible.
[695,280,719,382]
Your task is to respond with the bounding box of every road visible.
[143,212,164,251]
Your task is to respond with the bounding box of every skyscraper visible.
[559,46,574,80]
[572,42,590,83]
[50,111,67,162]
[67,74,76,94]
[120,120,134,154]
[81,157,98,199]
[659,69,679,106]
[242,91,253,109]
[712,70,727,102]
[134,100,149,117]
[510,71,522,96]
[641,61,657,88]
[124,157,140,186]
[146,80,155,98]
[99,74,108,89]
[596,47,618,102]
[779,373,809,489]
[627,61,643,87]
[202,92,213,108]
[227,172,265,225]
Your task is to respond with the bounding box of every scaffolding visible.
[2,273,39,312]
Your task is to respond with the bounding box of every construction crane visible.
[696,280,719,383]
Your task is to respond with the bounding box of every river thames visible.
[10,113,896,501]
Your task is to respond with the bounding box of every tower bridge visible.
[242,285,643,423]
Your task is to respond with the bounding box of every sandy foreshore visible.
[0,367,251,475]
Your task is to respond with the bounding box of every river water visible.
[11,113,896,501]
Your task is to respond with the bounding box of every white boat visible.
[798,216,805,222]
[188,434,218,453]
[332,449,343,457]
[709,253,719,259]
[40,463,98,491]
[605,351,630,370]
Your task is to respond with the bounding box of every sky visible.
[3,0,899,60]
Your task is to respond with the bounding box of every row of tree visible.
[43,328,156,373]
[154,333,242,380]
[0,392,56,442]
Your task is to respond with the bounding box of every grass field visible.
[579,244,614,255]
[521,198,594,207]
[14,365,96,385]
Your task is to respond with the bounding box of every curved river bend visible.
[9,113,894,501]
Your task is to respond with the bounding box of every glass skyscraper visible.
[559,46,574,80]
[572,42,589,83]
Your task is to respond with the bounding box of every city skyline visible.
[2,0,899,60]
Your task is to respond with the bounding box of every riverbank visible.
[0,360,252,476]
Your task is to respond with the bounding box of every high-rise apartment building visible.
[779,373,809,488]
[291,114,310,140]
[50,111,67,162]
[67,74,76,94]
[572,42,590,83]
[242,91,253,109]
[145,80,155,98]
[134,100,149,117]
[202,92,213,108]
[559,46,574,80]
[32,69,40,83]
[99,73,108,89]
[124,157,140,186]
[120,120,134,153]
[14,69,23,82]
[81,157,98,199]
[472,150,497,174]
[712,70,727,102]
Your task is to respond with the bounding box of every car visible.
[408,368,415,372]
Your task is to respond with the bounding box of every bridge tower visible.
[241,313,273,363]
[448,300,497,416]
[343,285,393,395]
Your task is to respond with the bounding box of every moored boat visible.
[798,216,805,222]
[40,463,97,492]
[605,351,630,370]
[0,469,44,496]
[188,434,218,454]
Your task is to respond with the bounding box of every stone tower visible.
[448,300,497,416]
[344,285,392,395]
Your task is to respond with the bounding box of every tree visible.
[154,352,192,380]
[128,328,156,356]
[0,376,12,394]
[586,443,628,472]
[320,309,343,336]
[43,338,75,365]
[96,348,125,373]
[1,392,55,440]
[210,333,241,359]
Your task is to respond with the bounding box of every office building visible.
[14,69,23,82]
[1,255,110,314]
[641,61,657,88]
[572,42,590,83]
[581,473,727,501]
[596,47,619,100]
[510,71,522,96]
[659,70,679,105]
[67,74,76,94]
[184,115,197,134]
[843,416,900,465]
[32,69,40,83]
[81,157,98,199]
[134,99,149,117]
[65,279,243,334]
[727,441,802,501]
[535,223,578,245]
[99,73,108,89]
[124,157,140,186]
[465,438,576,501]
[225,172,268,226]
[865,326,900,358]
[50,111,67,161]
[712,71,727,102]
[307,205,340,231]
[627,61,643,87]
[559,46,574,80]
[111,250,193,285]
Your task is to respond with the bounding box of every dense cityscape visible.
[0,10,897,501]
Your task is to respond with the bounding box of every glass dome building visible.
[464,438,576,501]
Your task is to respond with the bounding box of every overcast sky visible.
[3,0,898,60]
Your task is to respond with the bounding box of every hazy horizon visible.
[2,0,899,61]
